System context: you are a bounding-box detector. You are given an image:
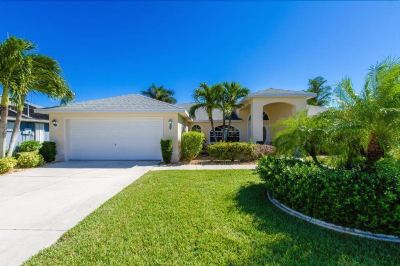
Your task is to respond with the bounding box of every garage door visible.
[66,118,163,160]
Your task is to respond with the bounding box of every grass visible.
[26,170,400,265]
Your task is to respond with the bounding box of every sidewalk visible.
[153,164,256,170]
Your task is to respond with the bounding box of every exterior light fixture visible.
[168,119,173,130]
[52,119,58,127]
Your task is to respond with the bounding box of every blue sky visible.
[1,1,399,107]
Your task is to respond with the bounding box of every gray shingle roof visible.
[37,94,187,114]
[176,103,223,121]
[247,88,316,98]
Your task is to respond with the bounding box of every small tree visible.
[274,111,328,165]
[306,76,332,106]
[333,58,400,165]
[220,82,249,140]
[141,84,176,104]
[7,54,74,156]
[189,83,220,142]
[0,36,34,157]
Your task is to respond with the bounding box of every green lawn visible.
[26,170,400,265]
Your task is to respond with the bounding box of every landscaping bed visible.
[258,156,400,236]
[26,170,399,265]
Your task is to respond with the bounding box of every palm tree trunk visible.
[306,142,320,166]
[222,110,227,141]
[7,109,22,157]
[210,116,216,143]
[0,85,10,158]
[227,114,233,142]
[366,133,384,164]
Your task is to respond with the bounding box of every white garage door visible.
[67,118,163,160]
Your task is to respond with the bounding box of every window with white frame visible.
[209,125,240,143]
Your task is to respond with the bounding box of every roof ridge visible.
[59,93,185,111]
[135,94,186,110]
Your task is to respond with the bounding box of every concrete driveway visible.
[0,161,156,266]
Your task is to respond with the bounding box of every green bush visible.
[39,141,57,162]
[160,139,173,164]
[252,144,276,159]
[0,157,17,174]
[181,131,205,162]
[17,152,45,168]
[257,156,400,236]
[207,142,254,162]
[18,140,42,152]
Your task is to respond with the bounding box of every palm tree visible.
[0,36,34,157]
[306,76,332,106]
[333,58,400,165]
[274,111,328,165]
[7,54,74,156]
[141,84,177,104]
[220,82,249,140]
[189,83,220,142]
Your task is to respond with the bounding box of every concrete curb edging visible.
[266,191,400,243]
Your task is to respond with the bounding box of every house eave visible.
[36,109,188,114]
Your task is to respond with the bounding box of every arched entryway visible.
[248,112,270,143]
[263,102,295,141]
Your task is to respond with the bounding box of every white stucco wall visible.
[48,112,187,162]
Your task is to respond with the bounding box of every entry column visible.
[250,100,264,143]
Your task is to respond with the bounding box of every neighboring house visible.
[4,102,50,149]
[36,89,320,162]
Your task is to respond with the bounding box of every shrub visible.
[0,157,17,174]
[17,152,45,168]
[39,141,57,162]
[207,142,254,162]
[252,144,276,159]
[181,131,205,162]
[160,139,173,164]
[18,140,42,152]
[257,156,400,236]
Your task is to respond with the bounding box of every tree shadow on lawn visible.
[234,182,400,265]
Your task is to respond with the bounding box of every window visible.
[248,112,269,121]
[191,125,202,132]
[209,125,240,142]
[263,112,269,120]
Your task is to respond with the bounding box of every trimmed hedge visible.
[18,140,42,152]
[207,143,275,162]
[39,141,57,162]
[181,131,205,162]
[160,139,173,164]
[257,156,400,236]
[17,152,45,168]
[207,142,254,162]
[0,157,17,174]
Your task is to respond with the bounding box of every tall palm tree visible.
[334,58,400,164]
[141,84,177,104]
[7,54,74,156]
[221,82,249,140]
[0,36,34,157]
[189,83,220,142]
[306,76,332,106]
